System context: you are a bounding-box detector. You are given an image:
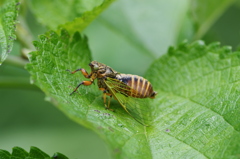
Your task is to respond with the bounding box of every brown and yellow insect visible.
[67,61,157,126]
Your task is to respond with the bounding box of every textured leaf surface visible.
[0,146,68,159]
[26,31,240,158]
[146,41,240,158]
[27,0,114,34]
[0,0,19,65]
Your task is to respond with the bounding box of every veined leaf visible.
[145,41,240,158]
[0,0,19,65]
[0,146,68,159]
[26,30,240,158]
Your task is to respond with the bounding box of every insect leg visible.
[107,95,112,109]
[103,92,107,107]
[66,68,91,78]
[102,89,114,111]
[70,81,92,95]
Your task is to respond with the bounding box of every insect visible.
[67,61,157,126]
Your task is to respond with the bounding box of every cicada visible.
[67,61,157,126]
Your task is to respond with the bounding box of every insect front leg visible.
[67,68,95,95]
[70,80,93,95]
[66,68,91,78]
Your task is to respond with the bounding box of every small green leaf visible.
[0,146,68,159]
[27,0,115,34]
[0,0,19,65]
[26,30,240,158]
[12,147,28,158]
[29,147,50,158]
[0,149,11,159]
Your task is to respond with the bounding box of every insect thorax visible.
[95,63,119,91]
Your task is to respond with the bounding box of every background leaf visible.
[0,0,19,65]
[59,0,114,35]
[190,0,236,39]
[202,4,240,51]
[27,30,240,158]
[27,0,114,34]
[84,0,190,75]
[26,0,191,74]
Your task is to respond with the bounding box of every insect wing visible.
[104,77,151,126]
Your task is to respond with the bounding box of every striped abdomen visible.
[116,74,157,98]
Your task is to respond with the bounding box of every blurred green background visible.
[1,0,240,158]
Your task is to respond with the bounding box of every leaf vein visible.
[170,91,240,133]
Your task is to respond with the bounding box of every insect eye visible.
[93,65,99,70]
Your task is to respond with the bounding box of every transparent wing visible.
[104,77,152,126]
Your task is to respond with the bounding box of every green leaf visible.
[0,0,19,65]
[12,147,28,158]
[145,41,240,158]
[59,0,114,35]
[190,0,236,39]
[0,149,11,159]
[26,30,240,158]
[29,147,50,158]
[27,0,114,34]
[0,146,68,159]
